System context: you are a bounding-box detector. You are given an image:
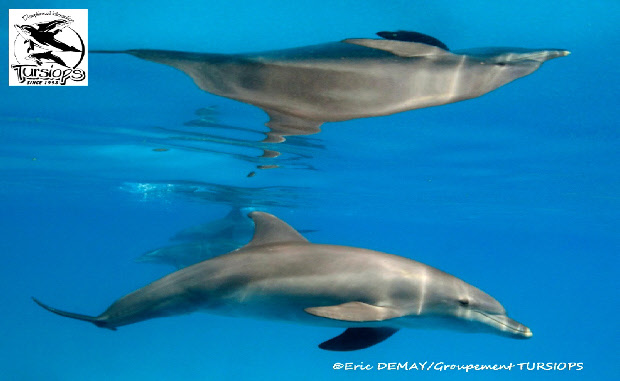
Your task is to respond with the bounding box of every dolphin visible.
[170,207,253,242]
[135,240,244,269]
[138,207,316,268]
[170,207,317,243]
[26,50,69,67]
[15,20,81,53]
[92,31,568,141]
[33,212,531,351]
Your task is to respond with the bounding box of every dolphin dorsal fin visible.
[343,38,451,58]
[244,212,308,248]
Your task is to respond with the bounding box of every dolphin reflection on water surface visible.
[93,30,569,142]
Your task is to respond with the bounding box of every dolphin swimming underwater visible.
[136,239,244,269]
[138,207,316,268]
[170,207,253,242]
[92,31,568,141]
[34,212,531,351]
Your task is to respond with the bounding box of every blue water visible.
[2,0,618,380]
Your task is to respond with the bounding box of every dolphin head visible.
[461,47,570,63]
[451,47,570,97]
[15,24,34,37]
[452,282,532,339]
[134,247,172,263]
[415,272,532,339]
[449,279,532,338]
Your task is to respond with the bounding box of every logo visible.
[9,9,88,86]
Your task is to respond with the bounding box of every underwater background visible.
[1,0,618,380]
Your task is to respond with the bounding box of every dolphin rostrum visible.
[92,31,568,141]
[33,212,531,351]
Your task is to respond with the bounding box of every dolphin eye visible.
[458,299,470,306]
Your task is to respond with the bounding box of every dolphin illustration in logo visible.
[26,51,68,67]
[14,19,80,53]
[93,31,568,141]
[33,212,531,351]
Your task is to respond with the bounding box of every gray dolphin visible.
[135,240,245,269]
[170,207,253,242]
[141,207,316,268]
[92,31,568,141]
[33,212,531,351]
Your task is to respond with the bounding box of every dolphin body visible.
[33,212,531,351]
[93,31,568,141]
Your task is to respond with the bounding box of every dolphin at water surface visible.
[92,31,568,141]
[33,212,531,351]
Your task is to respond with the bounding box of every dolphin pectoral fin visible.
[319,327,399,351]
[31,297,116,331]
[263,109,323,143]
[305,302,404,322]
[342,38,451,58]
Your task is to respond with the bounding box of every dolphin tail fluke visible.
[319,327,399,351]
[89,50,128,54]
[90,49,230,85]
[91,49,226,66]
[31,297,116,331]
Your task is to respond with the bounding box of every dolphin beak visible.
[134,255,155,263]
[524,49,571,63]
[475,311,533,338]
[545,50,571,61]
